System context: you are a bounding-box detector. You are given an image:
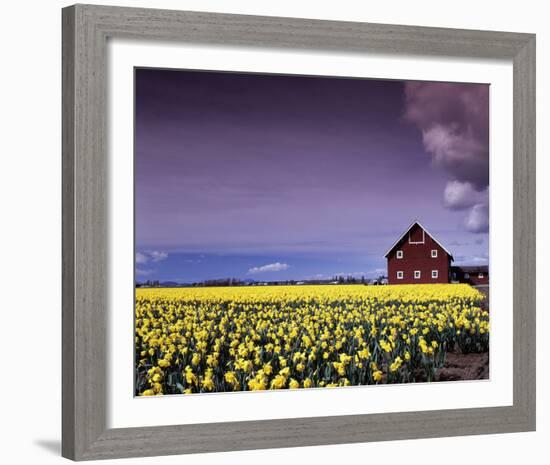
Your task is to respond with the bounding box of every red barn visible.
[385,221,454,285]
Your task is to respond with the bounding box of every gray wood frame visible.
[62,4,536,461]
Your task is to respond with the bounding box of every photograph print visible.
[134,68,490,396]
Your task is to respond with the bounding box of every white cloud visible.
[135,250,168,264]
[149,250,168,262]
[135,252,149,264]
[443,181,487,211]
[443,182,489,234]
[465,203,489,233]
[247,262,289,274]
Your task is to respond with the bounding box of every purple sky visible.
[135,69,489,282]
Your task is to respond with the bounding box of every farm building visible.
[384,221,489,285]
[450,265,489,285]
[385,221,453,284]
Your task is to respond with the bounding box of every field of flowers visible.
[135,284,488,396]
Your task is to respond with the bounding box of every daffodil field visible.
[135,284,488,396]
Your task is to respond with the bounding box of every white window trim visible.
[414,270,421,279]
[464,273,470,279]
[408,229,425,245]
[396,250,403,259]
[478,273,484,278]
[431,249,438,258]
[397,271,404,280]
[432,270,438,279]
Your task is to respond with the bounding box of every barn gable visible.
[384,221,454,260]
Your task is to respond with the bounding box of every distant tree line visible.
[193,278,244,287]
[136,280,161,288]
[136,275,388,288]
[332,275,367,284]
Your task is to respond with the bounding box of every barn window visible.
[397,271,403,279]
[431,249,438,258]
[464,273,470,279]
[396,250,403,259]
[414,270,421,279]
[478,273,484,278]
[432,270,438,278]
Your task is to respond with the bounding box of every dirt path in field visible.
[475,284,490,310]
[432,284,490,381]
[436,352,489,381]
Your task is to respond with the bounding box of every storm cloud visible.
[404,82,489,232]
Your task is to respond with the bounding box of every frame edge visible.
[512,34,536,431]
[62,4,537,460]
[62,4,77,460]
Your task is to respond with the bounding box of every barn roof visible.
[383,221,454,260]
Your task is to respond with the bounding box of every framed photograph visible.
[62,4,536,460]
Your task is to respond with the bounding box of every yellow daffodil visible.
[135,284,488,395]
